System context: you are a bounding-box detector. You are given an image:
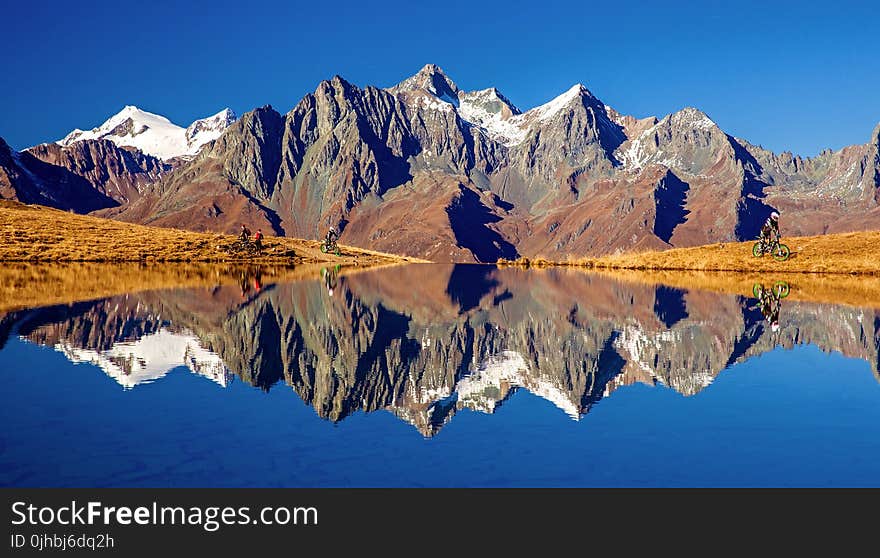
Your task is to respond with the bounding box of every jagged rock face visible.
[735,124,880,235]
[273,82,415,236]
[6,265,880,437]
[0,137,117,212]
[107,66,880,260]
[501,85,625,207]
[25,140,168,205]
[212,106,284,201]
[389,63,461,99]
[113,72,508,246]
[0,138,26,201]
[7,65,880,260]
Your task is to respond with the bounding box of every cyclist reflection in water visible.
[322,265,339,297]
[239,270,251,299]
[252,269,263,294]
[238,268,264,300]
[754,281,789,334]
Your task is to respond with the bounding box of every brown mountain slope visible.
[25,139,169,205]
[0,200,423,265]
[0,138,117,212]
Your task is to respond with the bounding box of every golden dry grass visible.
[559,230,880,275]
[0,201,427,265]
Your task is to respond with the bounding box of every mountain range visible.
[2,64,878,261]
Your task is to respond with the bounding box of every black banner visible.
[1,488,875,554]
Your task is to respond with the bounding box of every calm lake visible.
[1,264,879,487]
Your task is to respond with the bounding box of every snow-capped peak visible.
[389,66,602,148]
[670,107,717,130]
[463,83,591,146]
[57,105,236,160]
[528,83,590,122]
[388,63,460,104]
[185,108,237,148]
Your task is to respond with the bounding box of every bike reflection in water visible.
[752,280,790,335]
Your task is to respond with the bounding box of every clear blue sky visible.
[1,0,877,157]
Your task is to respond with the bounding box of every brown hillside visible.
[0,200,425,265]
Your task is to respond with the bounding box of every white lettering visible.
[10,502,26,525]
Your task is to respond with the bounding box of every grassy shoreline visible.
[499,230,880,276]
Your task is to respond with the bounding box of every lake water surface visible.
[1,264,879,487]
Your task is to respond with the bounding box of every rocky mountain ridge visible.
[2,65,877,261]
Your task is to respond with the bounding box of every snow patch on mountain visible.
[615,325,679,374]
[58,106,235,160]
[416,93,456,113]
[617,137,647,169]
[615,108,719,172]
[455,88,522,145]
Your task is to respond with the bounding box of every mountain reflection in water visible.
[2,264,878,438]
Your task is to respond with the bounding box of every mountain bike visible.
[320,238,341,256]
[229,239,260,256]
[752,237,790,261]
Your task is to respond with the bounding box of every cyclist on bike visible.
[239,224,252,244]
[325,226,338,246]
[758,211,780,245]
[254,229,264,252]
